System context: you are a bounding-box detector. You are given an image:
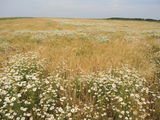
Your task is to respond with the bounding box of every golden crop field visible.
[0,18,160,120]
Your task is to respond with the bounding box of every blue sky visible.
[0,0,160,19]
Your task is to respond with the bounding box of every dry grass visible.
[0,18,160,120]
[0,18,160,78]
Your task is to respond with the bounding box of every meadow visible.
[0,18,160,120]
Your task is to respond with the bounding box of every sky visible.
[0,0,160,19]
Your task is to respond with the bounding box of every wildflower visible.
[119,115,123,118]
[118,97,123,102]
[27,84,32,89]
[20,107,28,111]
[17,93,22,97]
[133,110,138,115]
[21,117,25,120]
[112,83,116,88]
[11,97,16,101]
[33,88,37,91]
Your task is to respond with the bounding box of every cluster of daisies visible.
[0,53,159,120]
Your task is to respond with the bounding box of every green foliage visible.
[106,18,160,22]
[0,17,32,21]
